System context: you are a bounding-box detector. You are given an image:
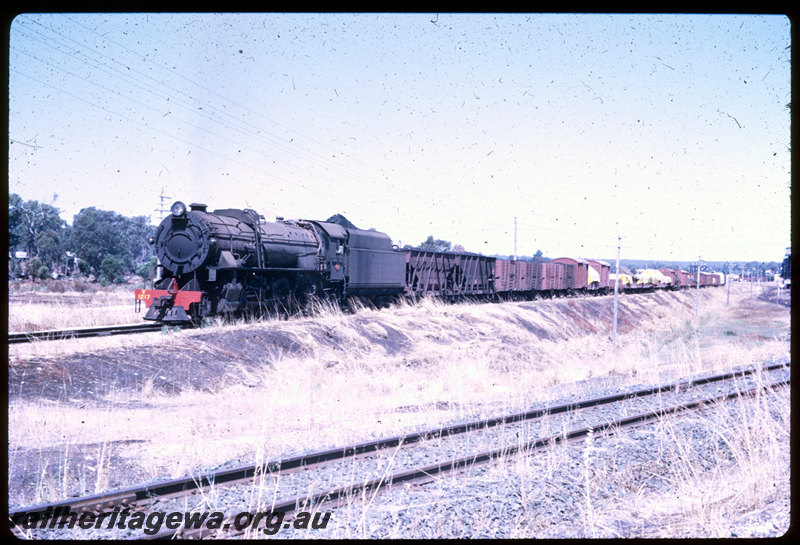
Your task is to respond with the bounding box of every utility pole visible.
[155,188,172,218]
[695,256,701,318]
[759,267,763,294]
[613,235,621,343]
[513,216,518,261]
[726,261,731,307]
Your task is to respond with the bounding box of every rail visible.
[7,323,165,344]
[9,360,789,536]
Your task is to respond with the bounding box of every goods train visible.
[134,202,723,324]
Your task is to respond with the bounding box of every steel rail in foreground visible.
[7,323,166,344]
[8,360,788,528]
[162,378,790,539]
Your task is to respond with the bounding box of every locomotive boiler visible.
[135,202,406,323]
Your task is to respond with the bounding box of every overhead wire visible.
[50,15,460,208]
[51,14,575,240]
[11,21,374,193]
[11,14,755,260]
[12,15,534,242]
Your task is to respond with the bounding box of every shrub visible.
[99,256,125,284]
[135,256,158,279]
[27,257,42,280]
[77,258,91,276]
[71,279,91,293]
[46,278,68,293]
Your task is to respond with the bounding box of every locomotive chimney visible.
[190,203,208,212]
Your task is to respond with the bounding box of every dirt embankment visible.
[7,288,789,512]
[7,289,741,405]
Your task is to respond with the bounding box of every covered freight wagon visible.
[550,257,591,291]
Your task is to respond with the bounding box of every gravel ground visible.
[8,290,790,539]
[282,383,790,539]
[11,362,790,539]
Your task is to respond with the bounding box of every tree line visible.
[401,236,783,276]
[8,193,156,284]
[404,235,549,262]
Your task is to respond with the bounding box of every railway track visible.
[7,323,166,344]
[5,292,610,347]
[200,383,788,540]
[7,285,729,345]
[9,360,789,539]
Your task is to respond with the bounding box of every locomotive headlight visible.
[171,201,187,217]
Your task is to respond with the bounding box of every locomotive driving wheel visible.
[294,276,323,316]
[270,277,294,317]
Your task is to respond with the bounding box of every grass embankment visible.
[7,286,790,536]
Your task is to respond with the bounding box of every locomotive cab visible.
[300,220,348,284]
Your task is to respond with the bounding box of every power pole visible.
[726,261,731,307]
[155,188,172,218]
[613,235,621,343]
[695,256,701,318]
[513,216,518,261]
[758,267,762,294]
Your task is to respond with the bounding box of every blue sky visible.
[8,13,791,262]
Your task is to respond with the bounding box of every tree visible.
[135,255,158,278]
[418,235,452,252]
[533,249,544,262]
[325,213,359,230]
[77,258,91,276]
[70,207,155,274]
[8,193,23,249]
[123,215,157,266]
[8,193,66,257]
[37,265,51,281]
[26,257,42,281]
[11,259,23,278]
[99,256,124,284]
[70,208,127,272]
[35,229,62,271]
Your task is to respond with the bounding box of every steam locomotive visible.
[135,202,408,323]
[135,201,721,324]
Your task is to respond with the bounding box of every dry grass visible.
[8,301,143,332]
[8,285,141,332]
[7,286,790,536]
[584,385,790,538]
[300,376,789,538]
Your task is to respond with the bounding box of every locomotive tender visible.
[135,201,722,324]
